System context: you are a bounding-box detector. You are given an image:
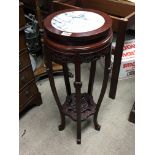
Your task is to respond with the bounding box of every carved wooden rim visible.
[44,28,112,54]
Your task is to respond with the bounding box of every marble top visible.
[51,11,105,33]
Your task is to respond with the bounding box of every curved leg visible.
[94,50,111,131]
[74,60,82,144]
[88,60,96,96]
[63,63,71,96]
[45,49,65,131]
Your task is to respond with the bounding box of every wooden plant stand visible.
[43,9,112,144]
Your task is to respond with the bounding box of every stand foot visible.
[77,139,81,144]
[94,114,101,131]
[58,123,65,131]
[94,124,101,131]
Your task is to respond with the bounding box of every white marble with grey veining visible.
[51,11,105,33]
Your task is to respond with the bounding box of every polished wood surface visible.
[44,29,112,53]
[44,9,112,144]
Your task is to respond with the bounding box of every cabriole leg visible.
[94,51,111,131]
[45,49,65,131]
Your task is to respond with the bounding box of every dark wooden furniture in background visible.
[44,9,112,144]
[19,2,42,113]
[52,0,135,99]
[20,0,64,79]
[20,0,53,16]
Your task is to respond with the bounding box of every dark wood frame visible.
[44,9,112,144]
[19,2,42,114]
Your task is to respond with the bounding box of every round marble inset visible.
[51,11,105,33]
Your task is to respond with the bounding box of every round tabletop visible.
[44,9,112,43]
[51,11,105,33]
[43,9,112,146]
